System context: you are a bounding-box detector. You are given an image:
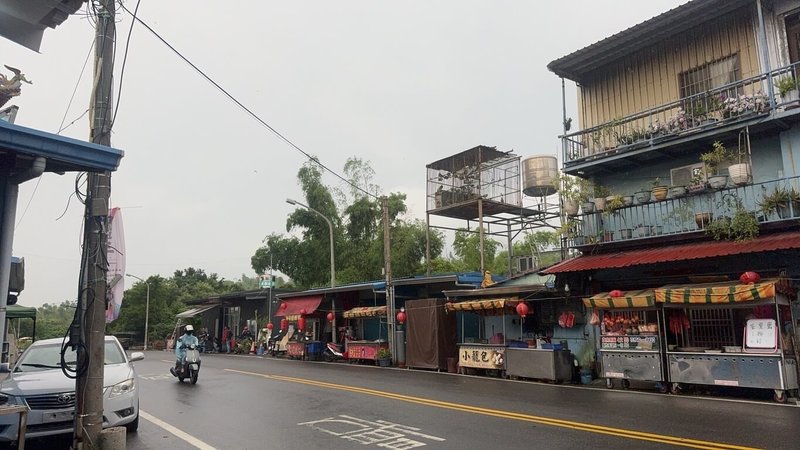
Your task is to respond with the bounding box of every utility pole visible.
[74,1,115,448]
[382,197,395,362]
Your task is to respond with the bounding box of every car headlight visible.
[0,393,19,405]
[108,378,135,398]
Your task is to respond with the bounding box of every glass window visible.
[679,54,740,98]
[15,340,127,373]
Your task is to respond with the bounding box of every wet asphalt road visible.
[26,351,800,449]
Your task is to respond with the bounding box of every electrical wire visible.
[111,0,141,127]
[58,40,95,134]
[118,3,378,200]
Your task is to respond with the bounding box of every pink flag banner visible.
[105,207,126,323]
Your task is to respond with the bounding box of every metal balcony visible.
[561,63,800,176]
[566,175,800,249]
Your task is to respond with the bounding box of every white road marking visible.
[140,409,217,450]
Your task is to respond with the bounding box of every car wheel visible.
[126,413,140,432]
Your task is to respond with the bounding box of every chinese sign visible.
[299,415,445,449]
[601,335,658,351]
[458,345,504,369]
[348,343,384,360]
[744,319,777,351]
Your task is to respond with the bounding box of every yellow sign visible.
[459,345,505,369]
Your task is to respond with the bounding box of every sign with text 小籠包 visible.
[458,345,505,369]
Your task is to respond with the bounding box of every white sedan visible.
[0,336,142,444]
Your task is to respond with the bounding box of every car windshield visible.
[14,341,127,373]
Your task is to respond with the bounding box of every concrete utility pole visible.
[382,197,395,362]
[74,1,115,448]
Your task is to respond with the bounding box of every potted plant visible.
[376,348,392,367]
[593,185,611,212]
[777,76,799,104]
[706,197,759,241]
[576,345,595,385]
[554,174,583,216]
[727,143,751,186]
[650,177,669,201]
[669,185,687,198]
[634,186,651,204]
[687,170,707,194]
[558,218,584,246]
[791,188,800,217]
[694,212,712,229]
[604,195,631,239]
[759,185,792,219]
[700,141,731,189]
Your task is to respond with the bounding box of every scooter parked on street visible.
[323,342,345,362]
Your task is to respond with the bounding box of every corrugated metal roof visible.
[547,0,752,82]
[542,231,800,274]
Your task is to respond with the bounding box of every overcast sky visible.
[2,0,685,307]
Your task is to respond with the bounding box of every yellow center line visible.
[224,369,759,450]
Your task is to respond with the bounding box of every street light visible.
[286,198,337,342]
[126,273,150,351]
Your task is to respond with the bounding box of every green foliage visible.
[22,301,76,340]
[452,228,502,272]
[377,347,391,358]
[252,159,444,288]
[777,76,798,97]
[700,141,732,176]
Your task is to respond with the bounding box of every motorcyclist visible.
[170,325,199,376]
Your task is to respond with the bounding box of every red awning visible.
[275,296,323,317]
[542,231,800,274]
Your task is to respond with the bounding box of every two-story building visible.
[543,0,800,400]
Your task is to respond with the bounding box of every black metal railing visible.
[567,175,800,247]
[562,62,800,165]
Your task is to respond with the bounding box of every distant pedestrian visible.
[222,326,231,353]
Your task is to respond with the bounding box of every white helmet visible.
[185,325,194,332]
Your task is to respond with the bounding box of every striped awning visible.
[583,289,655,309]
[445,298,519,312]
[343,306,387,318]
[655,281,776,304]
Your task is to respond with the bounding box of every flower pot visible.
[622,196,634,206]
[619,229,632,240]
[580,368,593,385]
[707,175,729,190]
[635,226,652,238]
[573,235,586,246]
[593,197,607,212]
[669,186,686,198]
[581,201,595,214]
[688,183,706,194]
[777,203,791,219]
[653,225,663,235]
[563,199,579,216]
[651,186,669,201]
[793,200,800,218]
[695,212,712,229]
[728,163,751,185]
[603,230,614,242]
[634,190,651,204]
[377,357,392,367]
[782,88,799,105]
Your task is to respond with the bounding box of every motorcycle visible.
[267,328,287,357]
[323,342,345,362]
[172,344,201,384]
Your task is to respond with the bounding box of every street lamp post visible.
[286,198,336,342]
[126,274,150,351]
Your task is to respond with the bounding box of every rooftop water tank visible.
[522,156,558,197]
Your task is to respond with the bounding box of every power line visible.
[118,3,377,200]
[111,0,141,127]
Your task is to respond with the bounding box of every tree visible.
[252,159,444,287]
[452,228,502,272]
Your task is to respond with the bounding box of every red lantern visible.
[396,310,407,324]
[298,316,306,331]
[740,271,761,284]
[299,308,307,315]
[280,318,288,331]
[327,312,335,322]
[279,302,288,311]
[515,302,530,317]
[609,290,624,298]
[266,322,274,331]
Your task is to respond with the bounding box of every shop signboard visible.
[348,343,382,360]
[744,319,778,352]
[459,345,505,369]
[601,334,658,351]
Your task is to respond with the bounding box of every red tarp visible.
[274,296,323,317]
[542,231,800,274]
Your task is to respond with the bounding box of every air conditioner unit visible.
[516,256,536,273]
[670,162,705,186]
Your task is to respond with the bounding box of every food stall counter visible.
[505,347,572,382]
[347,340,388,364]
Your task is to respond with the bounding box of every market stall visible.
[446,298,523,377]
[343,306,389,365]
[656,279,799,402]
[584,289,667,392]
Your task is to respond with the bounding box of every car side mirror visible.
[129,352,145,362]
[0,363,10,373]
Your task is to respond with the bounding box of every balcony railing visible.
[561,62,800,166]
[567,175,800,247]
